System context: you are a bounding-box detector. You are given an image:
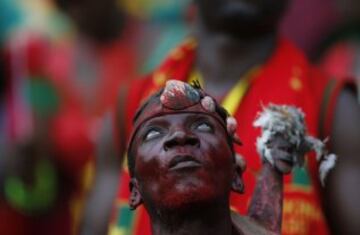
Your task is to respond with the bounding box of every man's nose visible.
[163,130,200,151]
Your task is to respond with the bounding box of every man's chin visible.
[210,13,276,39]
[203,2,283,38]
[159,187,219,210]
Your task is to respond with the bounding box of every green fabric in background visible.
[28,78,60,117]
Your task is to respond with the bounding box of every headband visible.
[128,80,242,147]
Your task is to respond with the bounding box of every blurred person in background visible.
[120,0,192,74]
[315,0,360,101]
[0,0,23,184]
[279,0,341,57]
[0,1,32,234]
[112,0,360,235]
[0,0,24,176]
[1,0,136,234]
[0,36,7,197]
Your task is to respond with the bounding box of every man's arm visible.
[324,87,360,235]
[247,162,283,234]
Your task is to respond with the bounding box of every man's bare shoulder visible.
[231,211,277,235]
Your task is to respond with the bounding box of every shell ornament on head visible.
[159,80,243,146]
[254,104,337,186]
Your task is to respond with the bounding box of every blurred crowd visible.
[0,0,359,235]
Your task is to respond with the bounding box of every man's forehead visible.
[139,112,220,128]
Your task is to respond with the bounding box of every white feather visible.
[319,154,337,186]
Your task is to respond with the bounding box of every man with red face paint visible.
[126,80,305,235]
[112,0,360,234]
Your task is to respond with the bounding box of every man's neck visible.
[149,201,239,235]
[194,20,277,98]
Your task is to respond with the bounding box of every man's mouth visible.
[169,155,202,171]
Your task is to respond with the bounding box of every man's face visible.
[131,113,234,210]
[196,0,288,37]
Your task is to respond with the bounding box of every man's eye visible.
[195,122,213,132]
[144,129,162,141]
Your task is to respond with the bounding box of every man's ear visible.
[129,178,143,210]
[231,155,246,194]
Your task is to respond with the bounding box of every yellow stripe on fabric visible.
[188,70,204,87]
[221,77,251,116]
[116,199,130,206]
[284,184,313,194]
[122,153,129,173]
[188,67,260,116]
[70,160,95,235]
[109,226,127,235]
